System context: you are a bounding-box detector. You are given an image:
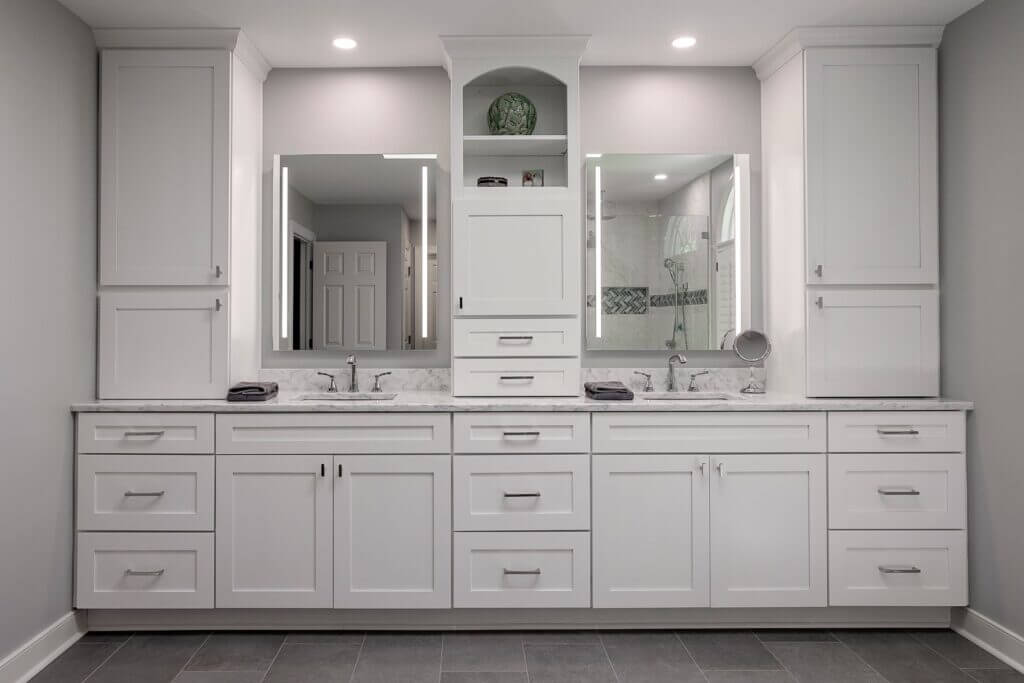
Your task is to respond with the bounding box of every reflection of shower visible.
[663,255,689,350]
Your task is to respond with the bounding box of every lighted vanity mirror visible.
[273,154,438,352]
[586,154,752,351]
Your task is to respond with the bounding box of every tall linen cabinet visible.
[757,28,942,397]
[96,31,268,398]
[443,37,588,397]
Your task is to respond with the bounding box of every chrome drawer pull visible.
[124,490,165,498]
[124,568,165,577]
[877,486,921,496]
[123,430,166,438]
[499,375,535,381]
[876,427,920,436]
[497,335,534,342]
[503,431,541,438]
[503,491,541,498]
[878,565,922,575]
[503,568,542,575]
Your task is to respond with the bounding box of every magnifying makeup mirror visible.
[733,329,771,394]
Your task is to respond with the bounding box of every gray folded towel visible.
[584,381,635,401]
[227,382,279,402]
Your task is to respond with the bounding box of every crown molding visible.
[440,35,590,73]
[93,28,270,82]
[754,26,945,80]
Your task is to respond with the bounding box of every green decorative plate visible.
[487,92,537,135]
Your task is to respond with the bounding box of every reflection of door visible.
[312,241,387,350]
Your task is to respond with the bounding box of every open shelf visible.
[464,135,568,158]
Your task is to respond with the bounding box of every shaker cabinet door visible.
[805,48,938,285]
[100,49,230,286]
[453,199,579,316]
[98,291,229,399]
[806,288,939,397]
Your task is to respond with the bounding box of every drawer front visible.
[453,455,590,531]
[453,317,580,357]
[453,413,590,454]
[453,359,580,397]
[593,413,827,453]
[78,413,214,454]
[76,532,214,609]
[453,531,591,608]
[829,453,966,530]
[216,413,451,454]
[77,454,214,531]
[828,531,967,607]
[828,412,965,452]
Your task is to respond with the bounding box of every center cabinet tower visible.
[443,36,588,397]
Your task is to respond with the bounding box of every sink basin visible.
[298,392,397,401]
[638,391,733,401]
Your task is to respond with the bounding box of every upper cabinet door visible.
[805,48,938,285]
[453,199,579,316]
[806,288,939,397]
[100,50,230,286]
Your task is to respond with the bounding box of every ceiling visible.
[58,0,982,68]
[592,154,733,204]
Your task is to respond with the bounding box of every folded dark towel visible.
[584,381,635,401]
[226,382,279,402]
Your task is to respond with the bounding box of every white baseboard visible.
[0,611,86,683]
[952,607,1024,674]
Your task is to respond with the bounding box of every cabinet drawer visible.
[453,317,580,357]
[828,530,967,606]
[453,455,590,531]
[77,454,214,531]
[829,453,966,530]
[453,413,589,454]
[453,359,579,397]
[593,413,826,453]
[78,413,214,454]
[453,531,590,608]
[76,532,214,609]
[216,413,451,454]
[828,412,965,452]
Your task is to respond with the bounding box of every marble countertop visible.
[71,392,973,413]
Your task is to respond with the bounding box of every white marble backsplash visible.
[260,366,763,394]
[582,367,766,394]
[259,368,451,393]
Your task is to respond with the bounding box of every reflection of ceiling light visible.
[382,153,437,159]
[654,173,668,180]
[586,153,603,158]
[332,37,357,49]
[672,36,697,49]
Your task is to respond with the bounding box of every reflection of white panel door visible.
[312,242,386,350]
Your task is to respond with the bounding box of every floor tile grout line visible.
[346,633,365,683]
[79,632,134,683]
[909,630,1008,674]
[596,631,622,683]
[522,633,532,683]
[258,635,288,683]
[168,632,212,683]
[438,630,444,683]
[831,635,894,683]
[673,631,711,683]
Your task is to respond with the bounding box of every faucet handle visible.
[633,371,654,392]
[687,370,711,392]
[371,371,392,392]
[316,371,338,393]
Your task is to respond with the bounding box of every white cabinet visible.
[593,454,710,608]
[807,289,938,397]
[453,199,579,316]
[805,48,937,285]
[215,455,333,608]
[334,455,451,609]
[709,454,827,607]
[98,291,230,399]
[100,50,230,286]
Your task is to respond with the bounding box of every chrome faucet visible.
[667,353,688,392]
[633,371,654,392]
[317,371,338,393]
[688,370,710,392]
[346,355,358,392]
[371,371,392,393]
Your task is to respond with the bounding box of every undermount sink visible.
[298,392,397,401]
[638,391,734,401]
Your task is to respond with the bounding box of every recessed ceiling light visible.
[654,173,668,180]
[672,36,697,49]
[332,37,357,50]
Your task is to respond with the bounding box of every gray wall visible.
[940,0,1024,636]
[262,65,761,368]
[0,0,96,660]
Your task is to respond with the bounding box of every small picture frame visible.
[522,169,544,187]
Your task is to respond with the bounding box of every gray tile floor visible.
[30,629,1024,683]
